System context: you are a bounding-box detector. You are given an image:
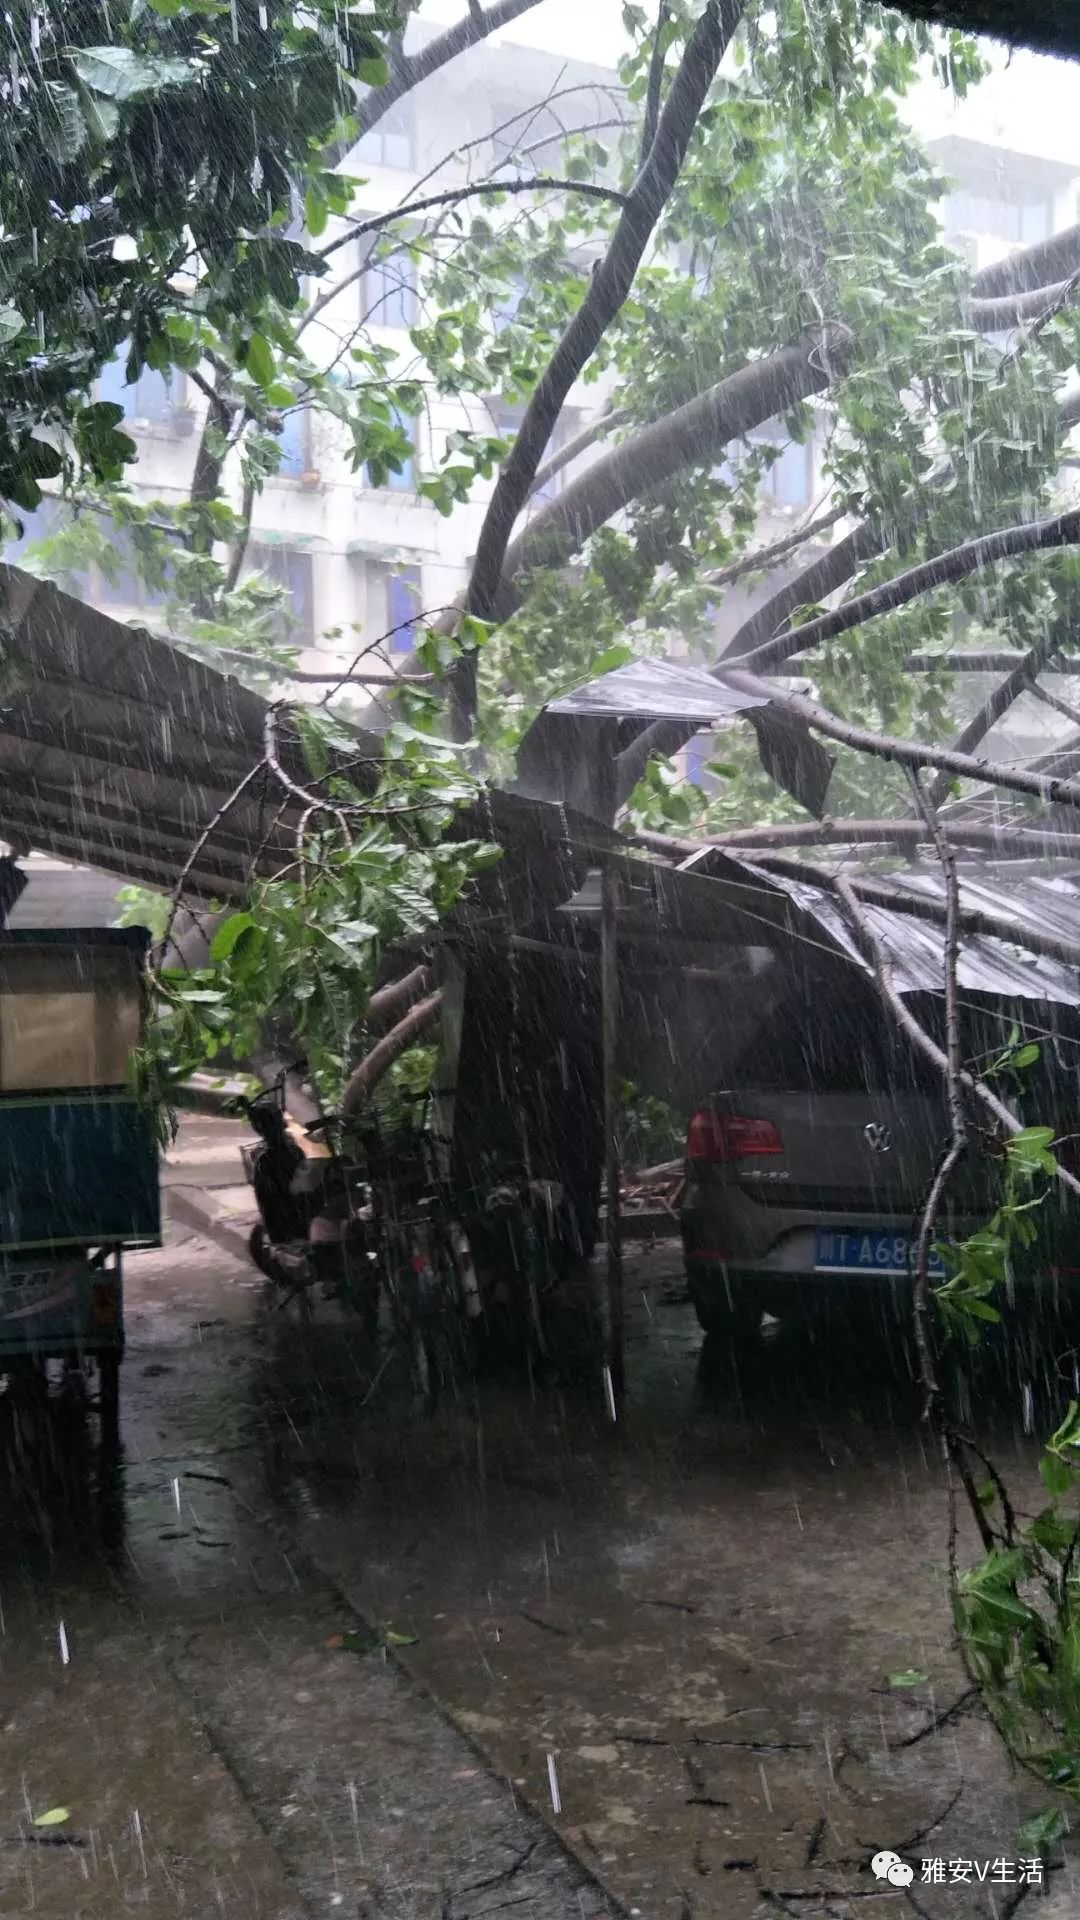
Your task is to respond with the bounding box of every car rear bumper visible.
[681,1178,985,1283]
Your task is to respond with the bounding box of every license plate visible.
[814,1231,946,1277]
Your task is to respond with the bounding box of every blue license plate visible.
[814,1231,946,1277]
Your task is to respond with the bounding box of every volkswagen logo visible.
[864,1121,893,1153]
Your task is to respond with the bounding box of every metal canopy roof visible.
[546,657,767,723]
[734,858,1080,1006]
[3,567,1079,1014]
[0,565,384,901]
[555,849,1080,1006]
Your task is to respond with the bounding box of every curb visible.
[165,1184,254,1264]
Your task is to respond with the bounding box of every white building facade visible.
[3,28,1079,728]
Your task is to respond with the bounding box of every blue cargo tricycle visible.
[0,923,160,1439]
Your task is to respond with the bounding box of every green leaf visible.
[589,644,635,676]
[304,187,328,240]
[243,334,275,389]
[357,54,390,88]
[1040,1454,1074,1496]
[72,46,198,103]
[33,1808,71,1828]
[42,82,87,163]
[382,1626,419,1647]
[210,913,255,962]
[887,1668,929,1688]
[0,307,24,344]
[1011,1043,1041,1070]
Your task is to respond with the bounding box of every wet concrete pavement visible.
[1,1117,1079,1917]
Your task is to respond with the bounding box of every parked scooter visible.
[234,1080,376,1322]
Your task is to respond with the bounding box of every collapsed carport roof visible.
[5,569,1080,1009]
[0,566,621,933]
[0,564,340,899]
[543,845,1080,1006]
[515,661,1080,1007]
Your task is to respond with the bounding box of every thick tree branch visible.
[687,816,1080,860]
[718,665,1080,813]
[737,507,1080,676]
[365,964,434,1034]
[969,221,1080,303]
[340,989,444,1117]
[966,279,1072,331]
[492,332,844,621]
[457,0,744,730]
[354,1,546,144]
[926,628,1063,807]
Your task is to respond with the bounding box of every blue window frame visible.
[97,342,175,423]
[277,407,309,477]
[251,545,315,643]
[387,566,422,655]
[362,246,416,329]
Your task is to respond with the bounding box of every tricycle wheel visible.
[97,1352,120,1447]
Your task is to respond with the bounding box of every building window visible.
[248,545,315,644]
[718,419,813,509]
[362,243,417,330]
[96,342,178,424]
[943,189,1051,247]
[491,400,577,505]
[356,104,413,171]
[757,427,813,509]
[384,565,422,655]
[364,410,416,492]
[3,500,173,610]
[276,407,310,478]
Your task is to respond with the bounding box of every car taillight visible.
[686,1111,783,1162]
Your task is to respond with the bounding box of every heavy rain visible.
[4,1,1080,1916]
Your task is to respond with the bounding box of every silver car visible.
[679,995,1071,1338]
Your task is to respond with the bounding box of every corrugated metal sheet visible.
[0,565,384,900]
[733,859,1080,1006]
[546,657,766,723]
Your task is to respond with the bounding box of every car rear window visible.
[736,991,940,1094]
